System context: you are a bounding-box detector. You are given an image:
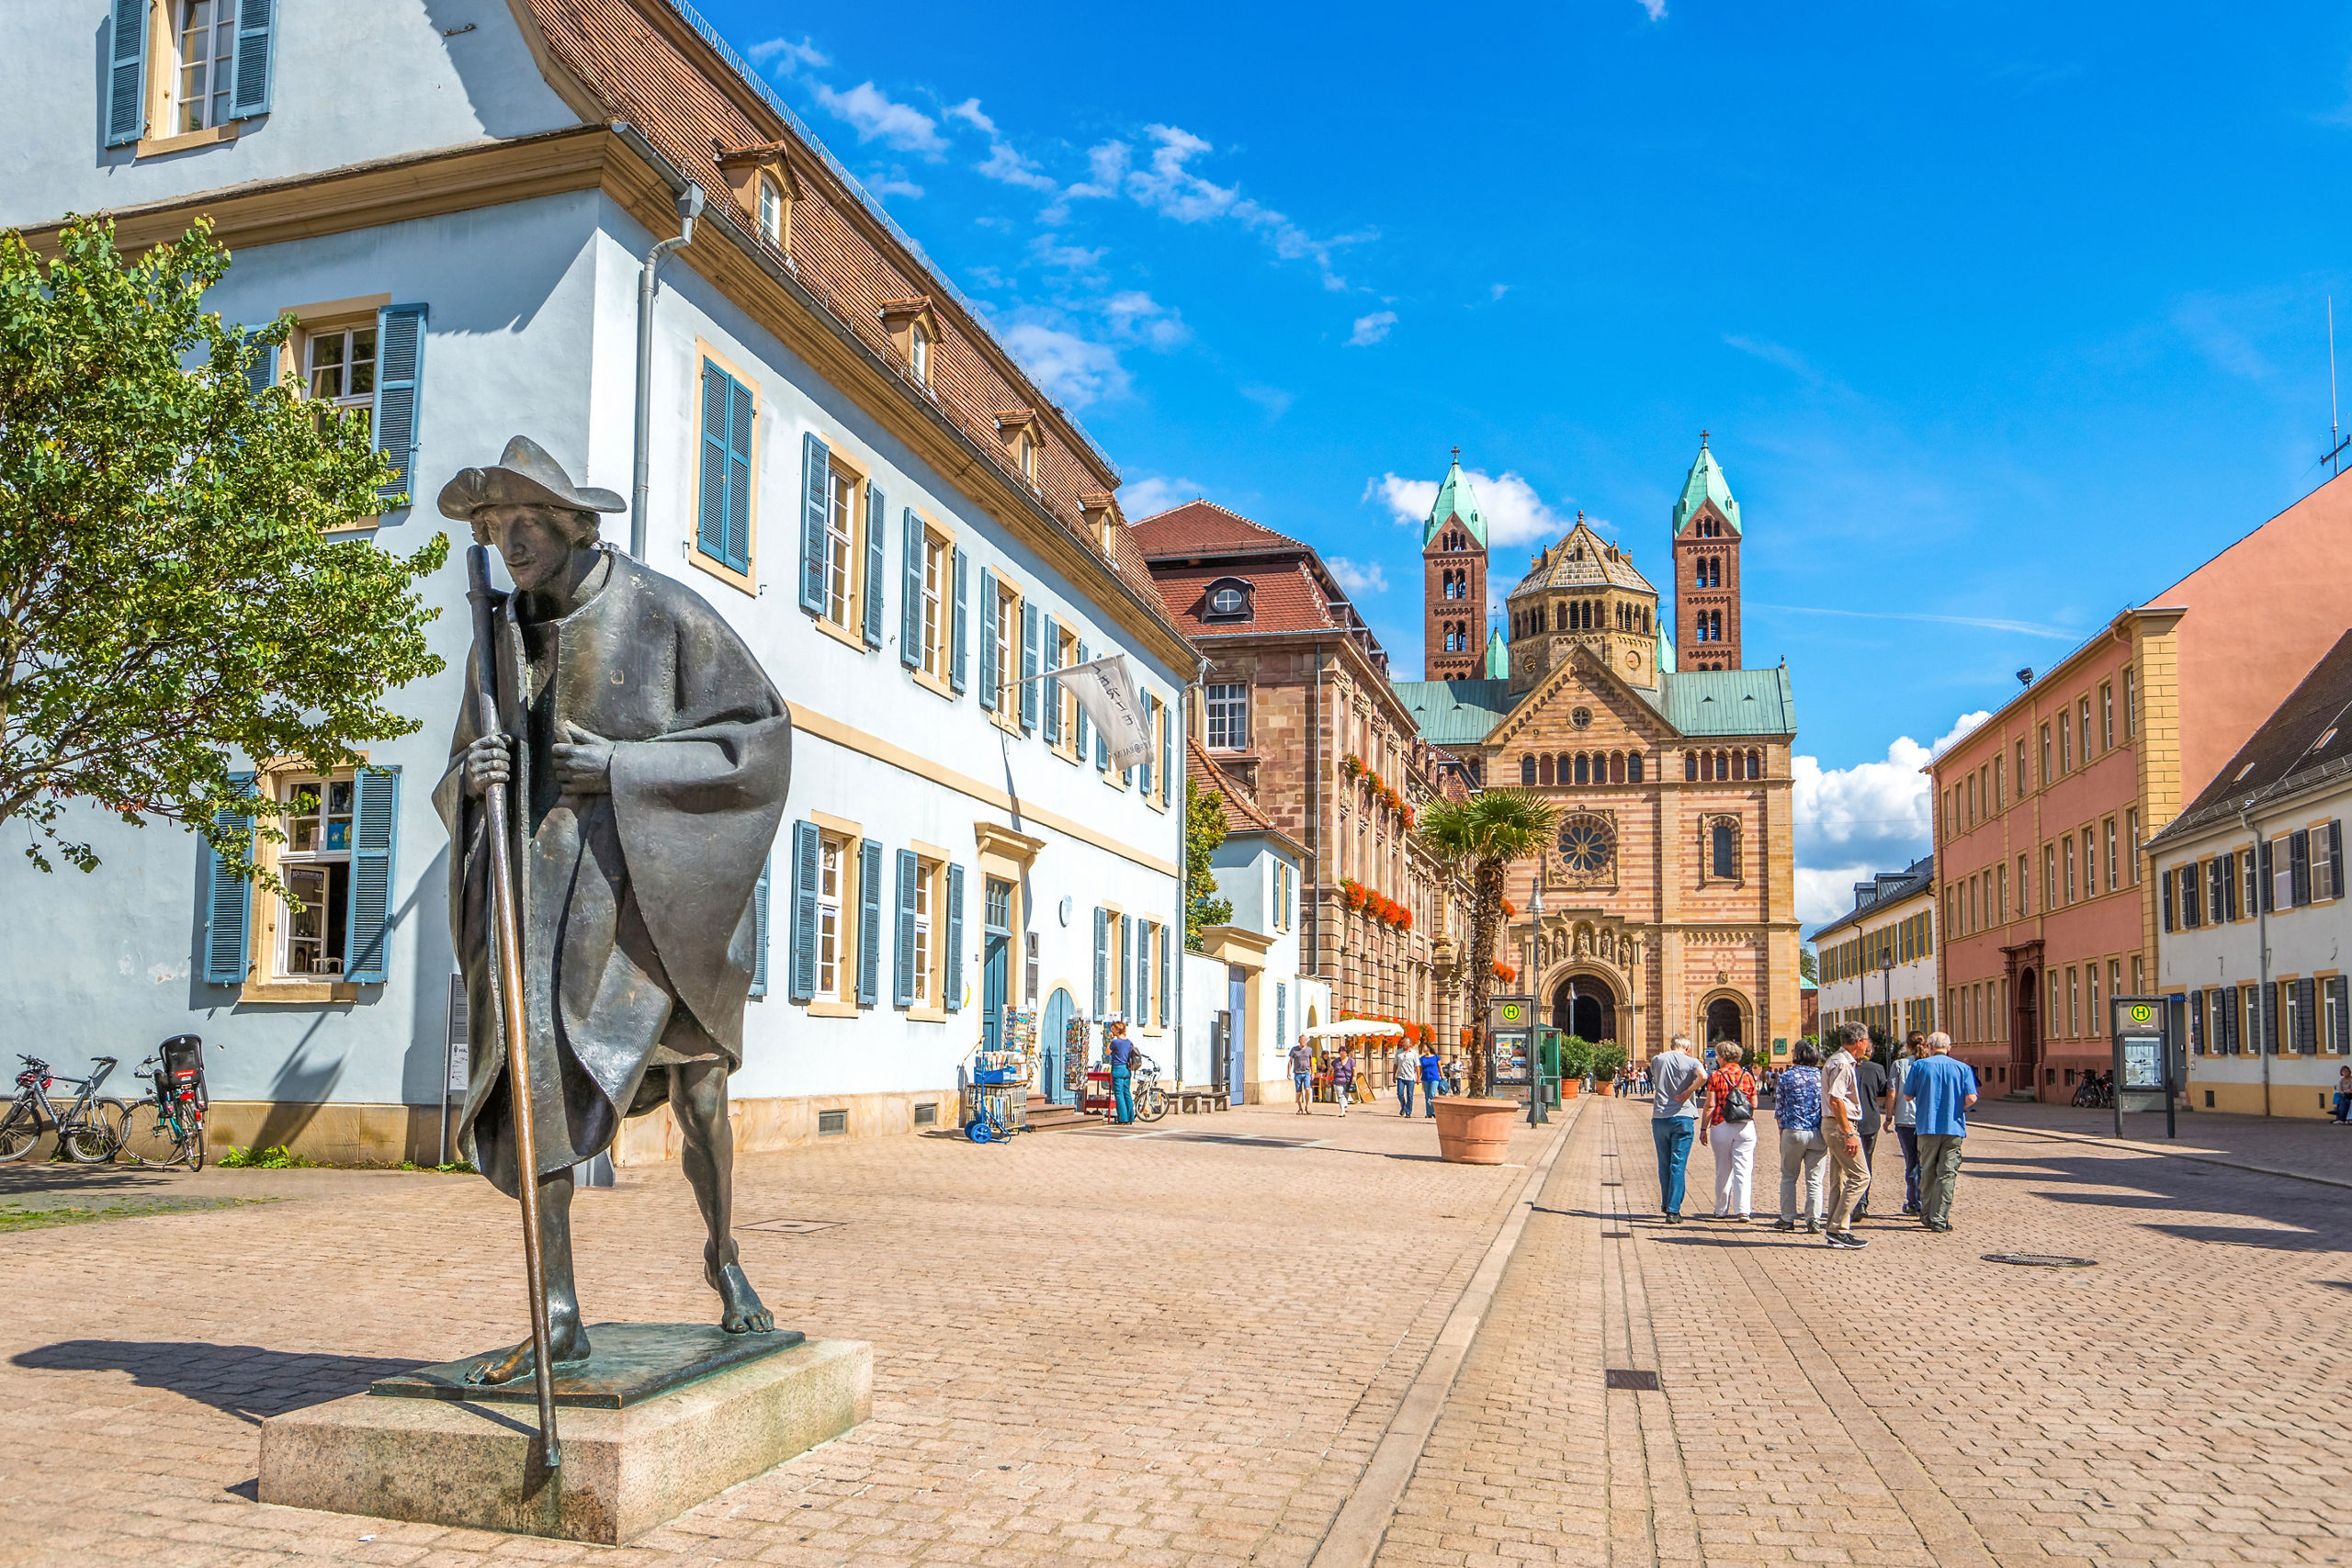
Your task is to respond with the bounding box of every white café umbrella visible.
[1300,1020,1406,1039]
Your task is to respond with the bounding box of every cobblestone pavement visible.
[1374,1095,2352,1568]
[0,1101,1555,1568]
[1971,1101,2352,1184]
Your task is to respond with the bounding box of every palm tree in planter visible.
[1418,789,1558,1159]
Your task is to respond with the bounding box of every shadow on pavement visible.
[12,1339,424,1424]
[1932,1147,2349,1254]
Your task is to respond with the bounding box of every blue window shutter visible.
[342,766,401,984]
[1095,654,1111,771]
[372,304,426,506]
[1042,617,1062,747]
[862,482,885,648]
[1120,915,1135,1017]
[231,0,276,118]
[725,377,753,573]
[950,547,969,693]
[1093,908,1108,1016]
[1160,696,1174,805]
[899,510,922,670]
[1277,984,1286,1055]
[857,839,883,1005]
[244,331,277,395]
[1138,696,1155,795]
[1135,920,1149,1025]
[799,433,830,615]
[105,0,145,147]
[750,857,771,998]
[1158,923,1170,1027]
[1074,640,1091,758]
[698,365,730,561]
[894,850,918,1007]
[788,821,820,1002]
[1020,601,1040,732]
[944,864,966,1012]
[978,569,999,709]
[200,773,256,986]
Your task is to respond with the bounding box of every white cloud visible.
[1724,333,1821,384]
[1062,127,1361,288]
[1120,475,1204,520]
[1364,467,1573,548]
[749,36,829,72]
[1348,310,1397,347]
[1103,290,1190,350]
[810,81,945,156]
[1489,283,1511,302]
[1000,321,1129,410]
[1791,710,1989,928]
[1636,0,1666,17]
[1327,557,1389,597]
[865,171,924,200]
[1240,384,1295,418]
[1028,235,1106,276]
[977,141,1057,193]
[942,97,995,135]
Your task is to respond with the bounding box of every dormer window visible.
[996,409,1041,489]
[757,174,784,245]
[882,298,942,390]
[909,321,930,385]
[1017,429,1035,481]
[1203,578,1253,623]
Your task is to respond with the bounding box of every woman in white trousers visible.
[1699,1042,1759,1221]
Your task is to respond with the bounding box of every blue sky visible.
[697,0,2352,923]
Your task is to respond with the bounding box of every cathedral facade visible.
[1393,441,1802,1065]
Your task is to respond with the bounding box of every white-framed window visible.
[276,774,355,979]
[174,0,238,133]
[1016,429,1036,482]
[817,834,845,999]
[920,530,946,680]
[1055,624,1080,755]
[306,324,377,438]
[823,466,858,628]
[910,858,935,1007]
[910,321,931,386]
[990,581,1016,716]
[757,174,784,245]
[1206,682,1250,750]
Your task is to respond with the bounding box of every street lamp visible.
[1880,944,1896,1049]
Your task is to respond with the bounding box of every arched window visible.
[1521,754,1536,785]
[1611,752,1625,784]
[1685,751,1698,782]
[1711,821,1737,879]
[1204,578,1253,622]
[1540,754,1555,786]
[1629,753,1645,784]
[1574,754,1589,785]
[1553,603,1566,633]
[909,321,931,386]
[1717,750,1731,779]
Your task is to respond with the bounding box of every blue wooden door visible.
[1042,987,1073,1103]
[1227,965,1248,1098]
[980,877,1012,1053]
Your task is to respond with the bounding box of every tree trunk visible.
[1464,859,1507,1098]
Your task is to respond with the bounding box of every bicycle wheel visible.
[0,1101,45,1163]
[117,1102,187,1168]
[1139,1085,1169,1122]
[62,1099,128,1164]
[188,1120,205,1172]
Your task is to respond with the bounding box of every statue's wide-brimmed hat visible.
[436,435,626,521]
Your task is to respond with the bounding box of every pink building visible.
[1932,472,2352,1100]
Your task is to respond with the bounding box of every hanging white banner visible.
[1037,652,1154,770]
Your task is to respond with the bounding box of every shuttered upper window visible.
[695,354,757,589]
[199,762,400,999]
[107,0,276,152]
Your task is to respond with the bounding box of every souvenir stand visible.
[962,1009,1036,1144]
[1080,1018,1118,1118]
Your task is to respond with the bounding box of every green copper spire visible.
[1484,626,1509,679]
[1422,449,1488,548]
[1670,433,1741,536]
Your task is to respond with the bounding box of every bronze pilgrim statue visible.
[434,436,792,1386]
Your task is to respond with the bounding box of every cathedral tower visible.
[1671,434,1743,671]
[1421,450,1489,681]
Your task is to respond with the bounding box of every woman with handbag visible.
[1699,1041,1759,1222]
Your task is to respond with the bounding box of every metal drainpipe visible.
[1176,654,1207,1088]
[629,183,706,560]
[2239,804,2272,1115]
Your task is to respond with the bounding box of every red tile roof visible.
[1130,499,1308,559]
[1187,738,1275,833]
[1151,560,1344,639]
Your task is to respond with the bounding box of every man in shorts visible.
[1290,1035,1316,1114]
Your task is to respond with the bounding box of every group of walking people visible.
[1648,1022,1979,1245]
[1285,1039,1462,1117]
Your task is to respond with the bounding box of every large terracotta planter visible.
[1592,1080,1614,1098]
[1559,1077,1581,1101]
[1432,1097,1519,1165]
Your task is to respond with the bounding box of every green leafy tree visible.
[1184,777,1232,949]
[0,218,447,885]
[1799,944,1817,984]
[1417,789,1559,1098]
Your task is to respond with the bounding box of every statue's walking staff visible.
[466,541,561,1471]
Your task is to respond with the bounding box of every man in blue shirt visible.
[1904,1032,1978,1233]
[1106,1019,1137,1123]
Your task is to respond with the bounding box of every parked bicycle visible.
[1128,1053,1170,1123]
[117,1034,209,1171]
[0,1055,127,1164]
[2072,1071,2114,1110]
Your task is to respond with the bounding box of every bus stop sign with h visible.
[2109,995,2183,1139]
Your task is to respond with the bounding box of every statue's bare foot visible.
[712,1261,775,1334]
[463,1318,592,1385]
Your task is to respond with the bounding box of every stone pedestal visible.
[258,1328,871,1544]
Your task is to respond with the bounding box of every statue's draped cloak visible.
[435,550,791,1195]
